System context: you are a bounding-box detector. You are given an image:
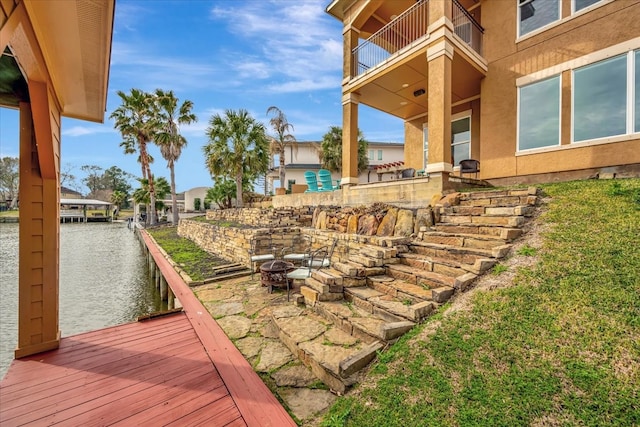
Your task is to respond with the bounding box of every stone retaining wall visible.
[205,207,314,227]
[180,202,438,267]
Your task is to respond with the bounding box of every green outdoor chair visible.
[318,169,340,191]
[304,171,320,192]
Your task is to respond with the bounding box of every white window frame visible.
[517,0,561,39]
[377,149,383,161]
[451,111,472,168]
[423,124,429,170]
[572,0,603,14]
[517,0,613,43]
[517,74,562,153]
[571,51,639,144]
[368,149,374,161]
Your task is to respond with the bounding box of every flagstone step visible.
[344,284,437,322]
[419,231,508,249]
[271,305,383,394]
[457,187,539,207]
[433,223,523,240]
[438,213,526,227]
[385,264,456,289]
[442,205,536,217]
[332,260,386,278]
[398,252,496,276]
[409,240,511,264]
[314,299,416,342]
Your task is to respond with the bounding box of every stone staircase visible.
[271,187,540,393]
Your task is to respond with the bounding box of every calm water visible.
[0,222,164,379]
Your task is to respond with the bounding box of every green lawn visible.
[321,178,640,427]
[147,226,231,282]
[0,210,19,217]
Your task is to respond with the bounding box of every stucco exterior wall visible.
[480,0,640,179]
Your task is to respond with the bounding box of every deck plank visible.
[0,232,296,427]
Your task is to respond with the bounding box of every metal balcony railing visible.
[352,0,429,77]
[452,0,484,56]
[351,0,483,78]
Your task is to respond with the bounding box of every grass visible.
[321,178,640,427]
[0,210,19,217]
[147,226,231,282]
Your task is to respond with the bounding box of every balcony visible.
[351,0,483,78]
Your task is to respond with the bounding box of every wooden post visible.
[160,275,168,300]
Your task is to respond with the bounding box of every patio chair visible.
[318,169,339,191]
[459,159,480,178]
[285,246,329,301]
[304,171,320,193]
[306,237,337,269]
[248,234,275,279]
[281,235,312,266]
[401,168,416,178]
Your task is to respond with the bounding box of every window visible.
[272,154,280,168]
[518,75,561,151]
[519,0,559,37]
[574,0,601,12]
[573,54,627,142]
[368,149,374,161]
[636,50,640,133]
[451,117,471,166]
[423,125,429,169]
[377,150,383,161]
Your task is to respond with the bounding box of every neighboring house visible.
[267,141,404,192]
[325,0,640,190]
[60,186,82,199]
[184,187,209,212]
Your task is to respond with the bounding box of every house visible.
[1,0,114,357]
[268,140,405,192]
[324,0,640,197]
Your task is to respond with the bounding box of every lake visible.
[0,222,164,379]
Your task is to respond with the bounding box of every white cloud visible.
[210,0,343,95]
[62,125,116,137]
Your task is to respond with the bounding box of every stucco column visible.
[343,25,359,80]
[16,101,61,358]
[341,93,360,186]
[426,40,454,174]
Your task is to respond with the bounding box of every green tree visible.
[206,177,253,210]
[81,165,104,195]
[203,109,270,208]
[0,156,19,207]
[110,190,126,210]
[110,89,158,225]
[132,176,170,223]
[153,89,197,224]
[320,126,369,174]
[266,106,296,190]
[103,166,134,196]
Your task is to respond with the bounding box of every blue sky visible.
[0,0,404,194]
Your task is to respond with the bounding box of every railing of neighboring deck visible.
[452,0,484,56]
[352,0,429,77]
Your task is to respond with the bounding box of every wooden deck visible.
[0,231,296,427]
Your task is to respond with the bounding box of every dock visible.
[0,231,296,426]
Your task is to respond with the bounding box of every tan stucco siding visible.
[480,0,640,179]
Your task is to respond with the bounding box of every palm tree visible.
[132,176,171,222]
[203,109,270,208]
[110,89,158,225]
[266,106,296,191]
[320,126,369,174]
[153,89,197,224]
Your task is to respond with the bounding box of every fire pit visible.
[260,260,294,293]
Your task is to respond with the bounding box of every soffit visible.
[23,0,114,123]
